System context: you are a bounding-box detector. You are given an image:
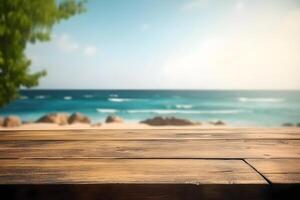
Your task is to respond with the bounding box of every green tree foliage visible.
[0,0,86,107]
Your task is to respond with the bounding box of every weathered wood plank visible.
[0,128,300,140]
[0,140,299,159]
[0,159,266,184]
[246,159,300,183]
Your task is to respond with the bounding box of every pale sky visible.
[26,0,300,89]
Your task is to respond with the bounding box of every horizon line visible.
[21,88,300,91]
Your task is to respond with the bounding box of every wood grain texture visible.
[246,159,300,184]
[0,159,266,184]
[0,139,299,159]
[0,128,300,140]
[0,127,299,194]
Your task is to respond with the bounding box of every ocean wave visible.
[64,96,72,100]
[238,97,284,102]
[108,98,132,102]
[35,95,47,99]
[108,97,149,102]
[175,104,193,109]
[126,109,244,114]
[96,108,118,113]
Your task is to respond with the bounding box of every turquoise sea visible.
[1,90,300,127]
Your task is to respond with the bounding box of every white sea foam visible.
[108,97,148,102]
[126,109,244,114]
[64,96,72,100]
[175,104,193,109]
[108,98,134,102]
[96,109,118,113]
[238,97,284,102]
[35,95,46,99]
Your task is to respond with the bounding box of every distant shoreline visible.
[1,122,300,131]
[20,89,300,91]
[0,122,224,130]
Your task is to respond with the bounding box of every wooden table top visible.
[0,128,299,185]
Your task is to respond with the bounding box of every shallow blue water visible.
[1,90,300,126]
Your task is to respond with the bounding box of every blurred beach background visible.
[1,1,300,129]
[1,90,299,127]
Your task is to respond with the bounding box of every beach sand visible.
[0,122,222,130]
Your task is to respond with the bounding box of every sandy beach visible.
[0,122,223,131]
